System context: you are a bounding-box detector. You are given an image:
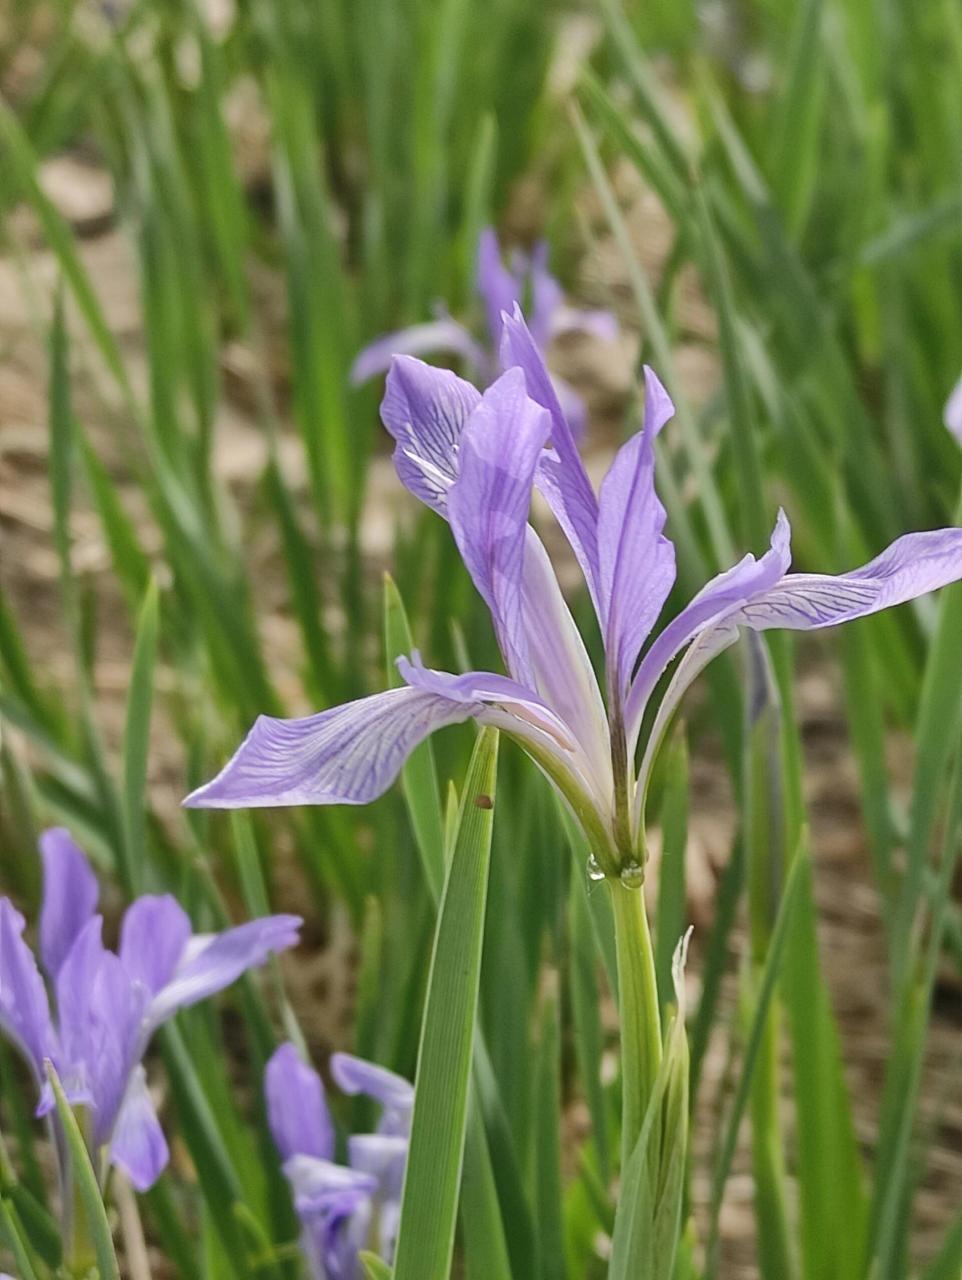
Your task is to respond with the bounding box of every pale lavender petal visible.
[380,356,482,514]
[351,319,487,386]
[626,510,791,747]
[633,620,741,831]
[183,686,478,810]
[0,899,57,1080]
[733,528,962,632]
[597,366,677,700]
[349,1133,407,1256]
[447,367,552,684]
[348,1133,408,1202]
[266,1043,334,1163]
[944,372,962,443]
[284,1155,376,1280]
[397,652,577,751]
[56,918,145,1143]
[330,1052,413,1137]
[38,827,99,980]
[398,653,608,818]
[477,227,523,347]
[109,1065,169,1190]
[500,306,602,611]
[519,529,611,797]
[119,895,191,995]
[145,915,301,1032]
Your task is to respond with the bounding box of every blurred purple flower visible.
[0,829,300,1191]
[351,226,617,439]
[265,1043,412,1279]
[945,371,962,443]
[186,315,962,873]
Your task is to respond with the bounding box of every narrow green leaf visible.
[569,859,611,1182]
[360,1253,393,1280]
[121,578,159,895]
[704,849,806,1276]
[0,1196,41,1280]
[460,1100,513,1280]
[0,102,133,402]
[46,1062,121,1280]
[534,988,565,1280]
[393,728,499,1280]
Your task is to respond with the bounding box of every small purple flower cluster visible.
[266,1043,412,1279]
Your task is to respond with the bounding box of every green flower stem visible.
[610,880,663,1170]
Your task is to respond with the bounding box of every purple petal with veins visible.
[596,366,676,701]
[500,306,602,613]
[447,367,552,686]
[625,510,791,746]
[381,356,481,515]
[183,686,478,810]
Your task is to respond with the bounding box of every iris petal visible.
[381,356,481,514]
[266,1043,335,1163]
[39,828,100,981]
[447,367,552,686]
[351,319,488,387]
[597,366,676,701]
[183,686,478,810]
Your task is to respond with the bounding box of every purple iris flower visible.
[350,226,617,439]
[186,309,962,876]
[265,1043,412,1279]
[0,828,300,1191]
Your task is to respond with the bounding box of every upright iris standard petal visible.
[266,1043,335,1163]
[119,895,192,995]
[519,530,612,796]
[597,367,676,700]
[381,357,481,514]
[351,318,488,386]
[145,915,302,1032]
[330,1052,414,1137]
[39,827,100,980]
[477,226,523,346]
[447,367,552,686]
[109,1065,170,1191]
[183,687,478,810]
[625,510,791,745]
[0,900,57,1079]
[500,306,602,613]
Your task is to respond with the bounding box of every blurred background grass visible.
[1,0,961,1276]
